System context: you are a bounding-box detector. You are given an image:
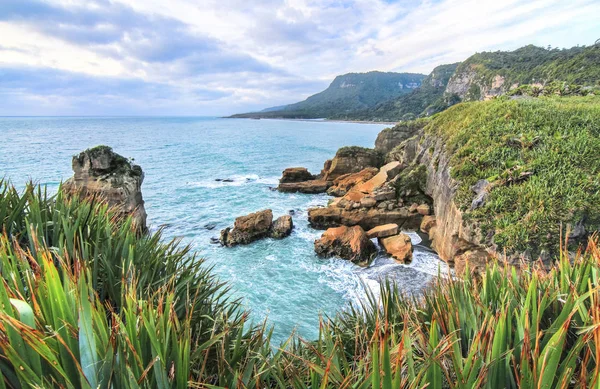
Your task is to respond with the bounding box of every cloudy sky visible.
[1,0,599,116]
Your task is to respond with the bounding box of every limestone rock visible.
[366,224,399,239]
[323,147,383,181]
[314,225,376,264]
[360,197,377,209]
[271,215,294,239]
[353,161,402,194]
[454,249,490,275]
[420,215,436,234]
[220,209,273,246]
[417,204,431,215]
[379,233,413,263]
[327,167,379,197]
[280,167,315,183]
[63,146,147,232]
[278,180,330,194]
[308,206,422,231]
[375,121,426,154]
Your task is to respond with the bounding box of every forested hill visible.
[230,43,600,121]
[229,71,425,119]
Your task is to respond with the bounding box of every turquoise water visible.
[0,117,446,343]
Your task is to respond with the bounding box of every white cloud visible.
[0,0,599,115]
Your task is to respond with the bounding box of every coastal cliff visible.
[299,95,600,273]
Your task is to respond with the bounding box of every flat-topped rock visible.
[63,145,147,232]
[280,167,315,183]
[366,223,399,239]
[352,161,402,194]
[308,206,422,231]
[314,225,376,264]
[278,179,330,194]
[379,233,413,263]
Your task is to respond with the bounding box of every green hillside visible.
[337,63,459,121]
[230,71,425,119]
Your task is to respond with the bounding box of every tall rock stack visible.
[63,146,147,232]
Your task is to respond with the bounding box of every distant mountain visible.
[231,43,600,122]
[230,71,426,119]
[336,63,460,121]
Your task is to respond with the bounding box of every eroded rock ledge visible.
[63,146,147,232]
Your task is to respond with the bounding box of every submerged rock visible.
[314,225,376,264]
[63,145,147,232]
[271,215,294,239]
[379,233,413,263]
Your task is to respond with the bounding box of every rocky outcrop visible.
[322,147,383,181]
[379,233,413,263]
[271,215,293,238]
[314,225,376,264]
[366,223,399,239]
[375,121,426,154]
[308,161,423,231]
[220,209,274,246]
[280,167,315,183]
[278,180,331,194]
[220,210,295,246]
[309,207,422,231]
[327,167,378,197]
[63,146,147,232]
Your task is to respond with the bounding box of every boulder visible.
[63,146,147,232]
[420,215,436,234]
[379,233,413,263]
[220,209,273,246]
[417,204,431,216]
[280,167,315,183]
[360,197,377,209]
[352,161,402,194]
[327,167,379,197]
[278,180,330,194]
[271,215,294,238]
[323,147,383,181]
[366,224,399,239]
[314,225,376,264]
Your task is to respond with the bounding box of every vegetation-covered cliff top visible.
[456,44,600,86]
[426,95,600,254]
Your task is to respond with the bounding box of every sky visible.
[0,0,599,116]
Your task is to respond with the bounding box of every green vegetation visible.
[456,44,600,91]
[426,96,600,254]
[231,71,425,119]
[2,180,600,387]
[342,63,460,121]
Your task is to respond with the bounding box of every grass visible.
[1,179,600,387]
[425,95,600,256]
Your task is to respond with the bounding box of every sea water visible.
[0,116,447,343]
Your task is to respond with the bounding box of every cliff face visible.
[377,96,600,273]
[444,44,600,102]
[388,132,492,273]
[63,146,147,232]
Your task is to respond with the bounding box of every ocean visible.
[0,116,447,344]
